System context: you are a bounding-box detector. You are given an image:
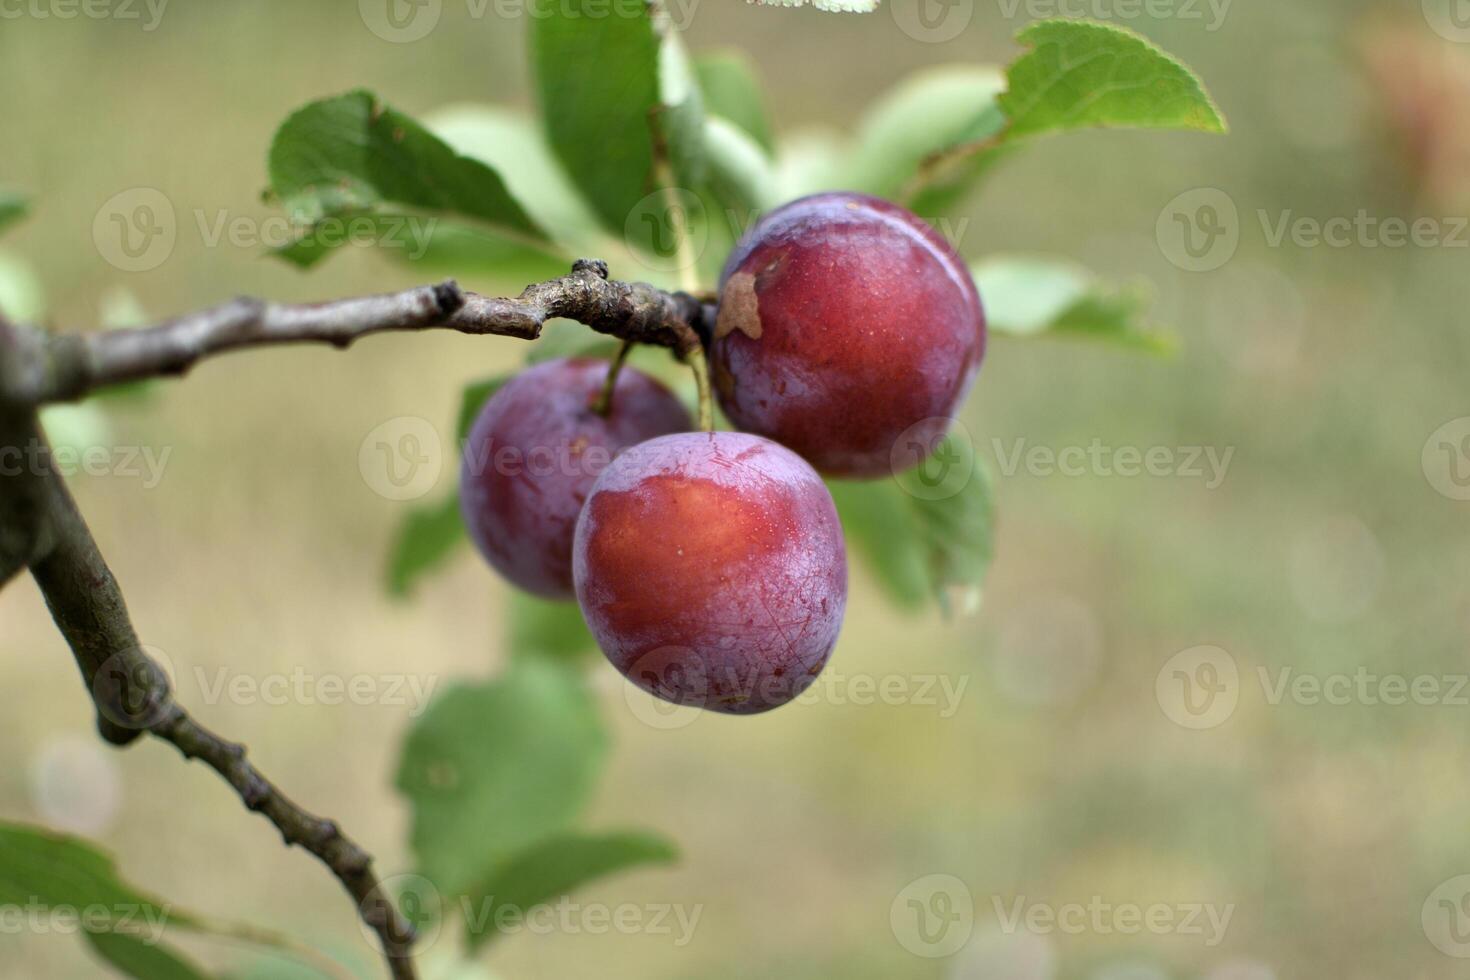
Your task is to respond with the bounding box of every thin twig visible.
[19,429,418,978]
[1,260,714,408]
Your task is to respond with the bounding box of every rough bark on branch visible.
[0,260,711,407]
[17,424,419,978]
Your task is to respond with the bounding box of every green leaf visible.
[0,823,192,922]
[695,51,773,152]
[462,831,677,953]
[386,495,466,599]
[828,480,932,611]
[829,439,996,614]
[273,211,567,282]
[530,3,704,246]
[973,256,1174,353]
[457,375,512,442]
[267,91,546,265]
[509,592,597,666]
[0,190,29,235]
[395,662,608,897]
[908,449,996,617]
[0,823,208,979]
[843,65,1007,204]
[427,104,606,252]
[84,932,211,980]
[773,129,848,201]
[703,117,779,223]
[0,250,45,321]
[388,223,571,287]
[998,20,1227,140]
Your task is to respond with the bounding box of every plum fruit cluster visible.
[460,192,986,715]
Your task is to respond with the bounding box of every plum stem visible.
[592,339,633,417]
[685,345,715,432]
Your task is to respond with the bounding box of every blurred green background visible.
[4,0,1470,978]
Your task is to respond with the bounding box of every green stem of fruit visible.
[686,345,714,432]
[592,339,632,417]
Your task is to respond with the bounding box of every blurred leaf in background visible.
[394,661,608,897]
[0,824,207,979]
[975,256,1174,353]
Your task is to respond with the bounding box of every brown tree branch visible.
[20,424,418,978]
[1,259,711,407]
[0,261,717,980]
